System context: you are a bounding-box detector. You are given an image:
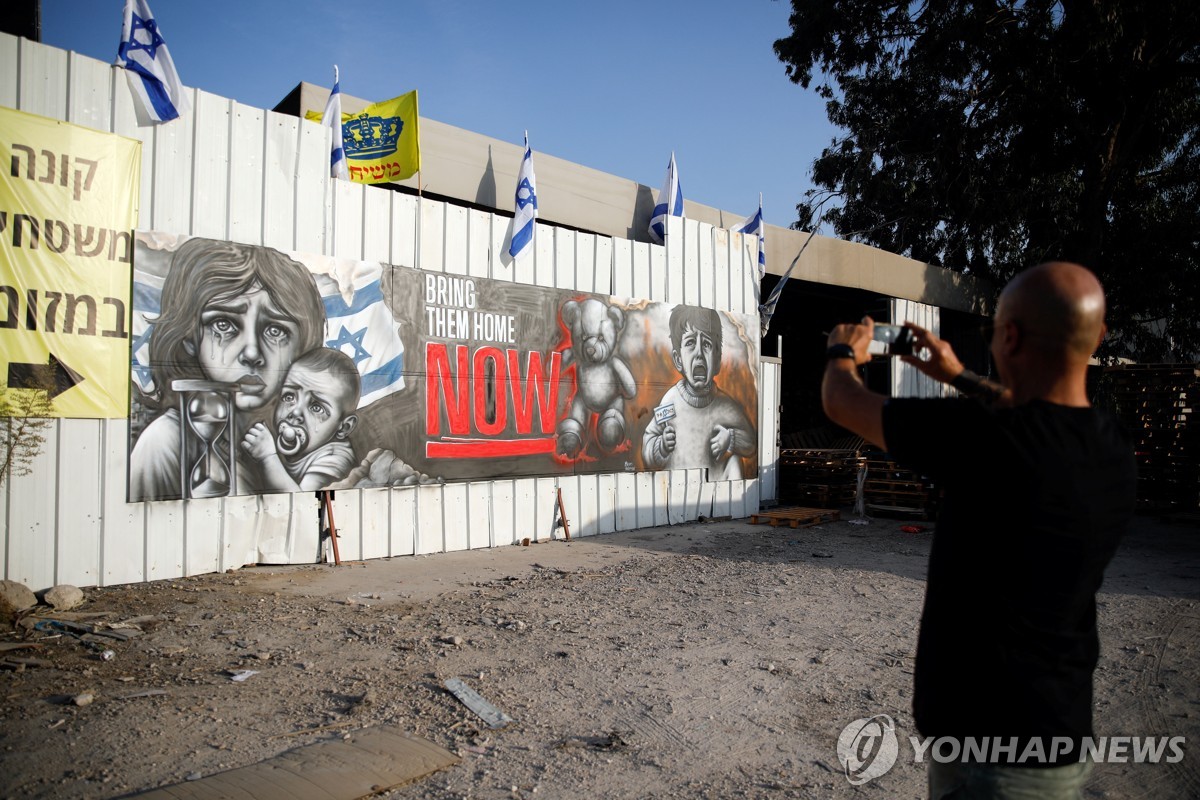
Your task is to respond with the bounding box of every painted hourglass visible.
[173,380,240,499]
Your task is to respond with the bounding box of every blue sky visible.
[42,0,838,228]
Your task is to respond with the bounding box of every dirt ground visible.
[1,510,1198,800]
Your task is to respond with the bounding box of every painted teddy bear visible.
[556,298,636,458]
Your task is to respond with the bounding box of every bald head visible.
[997,262,1106,361]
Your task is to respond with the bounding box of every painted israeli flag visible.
[508,131,538,259]
[648,152,683,245]
[732,197,767,281]
[116,0,190,123]
[322,274,406,408]
[324,66,349,181]
[130,272,163,395]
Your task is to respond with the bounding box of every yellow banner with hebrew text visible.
[0,106,141,419]
[307,90,420,184]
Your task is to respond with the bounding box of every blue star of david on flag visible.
[327,325,372,366]
[508,131,539,260]
[321,275,406,408]
[116,0,190,123]
[130,323,155,388]
[515,177,537,211]
[129,272,162,395]
[122,13,164,59]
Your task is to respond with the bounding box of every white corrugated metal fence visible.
[0,34,776,590]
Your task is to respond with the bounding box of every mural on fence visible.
[127,234,758,502]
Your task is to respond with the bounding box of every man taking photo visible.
[822,261,1137,799]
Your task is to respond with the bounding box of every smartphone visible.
[869,324,915,357]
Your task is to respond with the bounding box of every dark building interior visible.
[759,274,993,443]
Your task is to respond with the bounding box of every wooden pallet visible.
[864,478,928,491]
[748,507,841,528]
[867,503,931,520]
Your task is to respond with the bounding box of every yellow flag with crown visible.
[308,90,420,183]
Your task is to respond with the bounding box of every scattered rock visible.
[43,584,85,611]
[0,580,37,619]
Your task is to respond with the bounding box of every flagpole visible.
[416,172,424,271]
[759,192,836,336]
[666,153,674,298]
[323,64,340,257]
[756,192,764,308]
[760,227,816,335]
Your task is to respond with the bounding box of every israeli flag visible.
[760,226,821,336]
[322,274,406,408]
[760,277,786,334]
[508,131,538,259]
[648,152,683,244]
[116,0,190,123]
[324,66,349,181]
[732,197,767,281]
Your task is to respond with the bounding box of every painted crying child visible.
[242,347,360,492]
[641,306,755,479]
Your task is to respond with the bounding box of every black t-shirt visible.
[883,398,1136,762]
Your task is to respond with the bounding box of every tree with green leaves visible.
[775,0,1199,361]
[0,385,54,488]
